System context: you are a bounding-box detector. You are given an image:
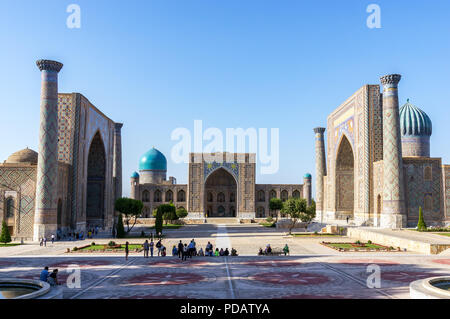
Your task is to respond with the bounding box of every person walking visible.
[143,240,149,258]
[346,216,349,224]
[182,244,188,261]
[39,237,44,247]
[125,242,129,261]
[149,239,154,257]
[51,234,55,244]
[178,240,184,258]
[43,237,47,247]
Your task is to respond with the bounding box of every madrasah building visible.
[130,150,312,220]
[0,60,122,241]
[314,74,450,228]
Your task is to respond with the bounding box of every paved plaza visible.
[1,224,449,299]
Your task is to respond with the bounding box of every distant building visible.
[130,150,312,220]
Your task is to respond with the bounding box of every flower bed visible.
[69,243,143,253]
[321,241,399,252]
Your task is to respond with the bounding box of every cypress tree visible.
[417,206,427,231]
[116,214,125,238]
[0,221,12,244]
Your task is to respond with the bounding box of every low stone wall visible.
[346,228,450,254]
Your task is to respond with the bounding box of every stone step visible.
[205,218,240,224]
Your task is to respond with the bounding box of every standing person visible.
[43,237,47,247]
[172,245,178,256]
[156,239,162,256]
[149,239,154,257]
[51,234,55,244]
[125,242,129,261]
[39,238,43,247]
[182,244,188,261]
[178,240,184,258]
[40,267,49,282]
[346,216,349,224]
[143,240,149,258]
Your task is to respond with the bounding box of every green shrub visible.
[73,247,78,251]
[417,206,427,231]
[355,240,361,245]
[108,241,116,247]
[367,240,372,244]
[91,242,95,246]
[155,207,163,235]
[0,221,11,244]
[176,207,188,219]
[266,216,274,223]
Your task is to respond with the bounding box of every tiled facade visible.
[131,152,310,220]
[316,76,450,228]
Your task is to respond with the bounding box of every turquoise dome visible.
[131,171,139,178]
[304,173,312,179]
[400,100,432,137]
[139,147,167,171]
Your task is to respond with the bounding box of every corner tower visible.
[34,59,63,241]
[380,74,406,228]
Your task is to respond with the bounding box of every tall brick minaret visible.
[113,123,123,201]
[380,74,406,228]
[34,59,63,241]
[314,127,326,222]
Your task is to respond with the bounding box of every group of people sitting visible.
[258,244,290,256]
[172,240,238,261]
[40,267,59,286]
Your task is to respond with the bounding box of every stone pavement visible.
[1,224,449,299]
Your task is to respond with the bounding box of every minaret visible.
[314,127,326,222]
[130,172,140,200]
[380,74,406,228]
[113,123,123,200]
[34,59,63,241]
[303,173,312,206]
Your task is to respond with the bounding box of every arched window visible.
[424,194,432,211]
[292,190,300,198]
[281,190,288,202]
[257,190,265,202]
[230,192,235,202]
[257,206,265,218]
[142,190,150,202]
[217,192,225,203]
[270,190,277,199]
[207,192,213,202]
[424,166,432,181]
[177,190,186,202]
[6,197,14,218]
[154,190,161,202]
[165,190,173,202]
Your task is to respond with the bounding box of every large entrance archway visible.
[335,135,354,218]
[204,168,237,217]
[86,132,106,228]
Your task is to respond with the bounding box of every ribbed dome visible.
[139,147,167,171]
[400,100,432,137]
[6,148,38,164]
[131,171,140,178]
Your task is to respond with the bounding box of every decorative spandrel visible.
[204,161,239,181]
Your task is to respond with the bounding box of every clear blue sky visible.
[1,0,449,197]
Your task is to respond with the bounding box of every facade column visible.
[314,127,326,223]
[34,59,63,241]
[303,174,312,206]
[113,123,123,200]
[380,74,406,228]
